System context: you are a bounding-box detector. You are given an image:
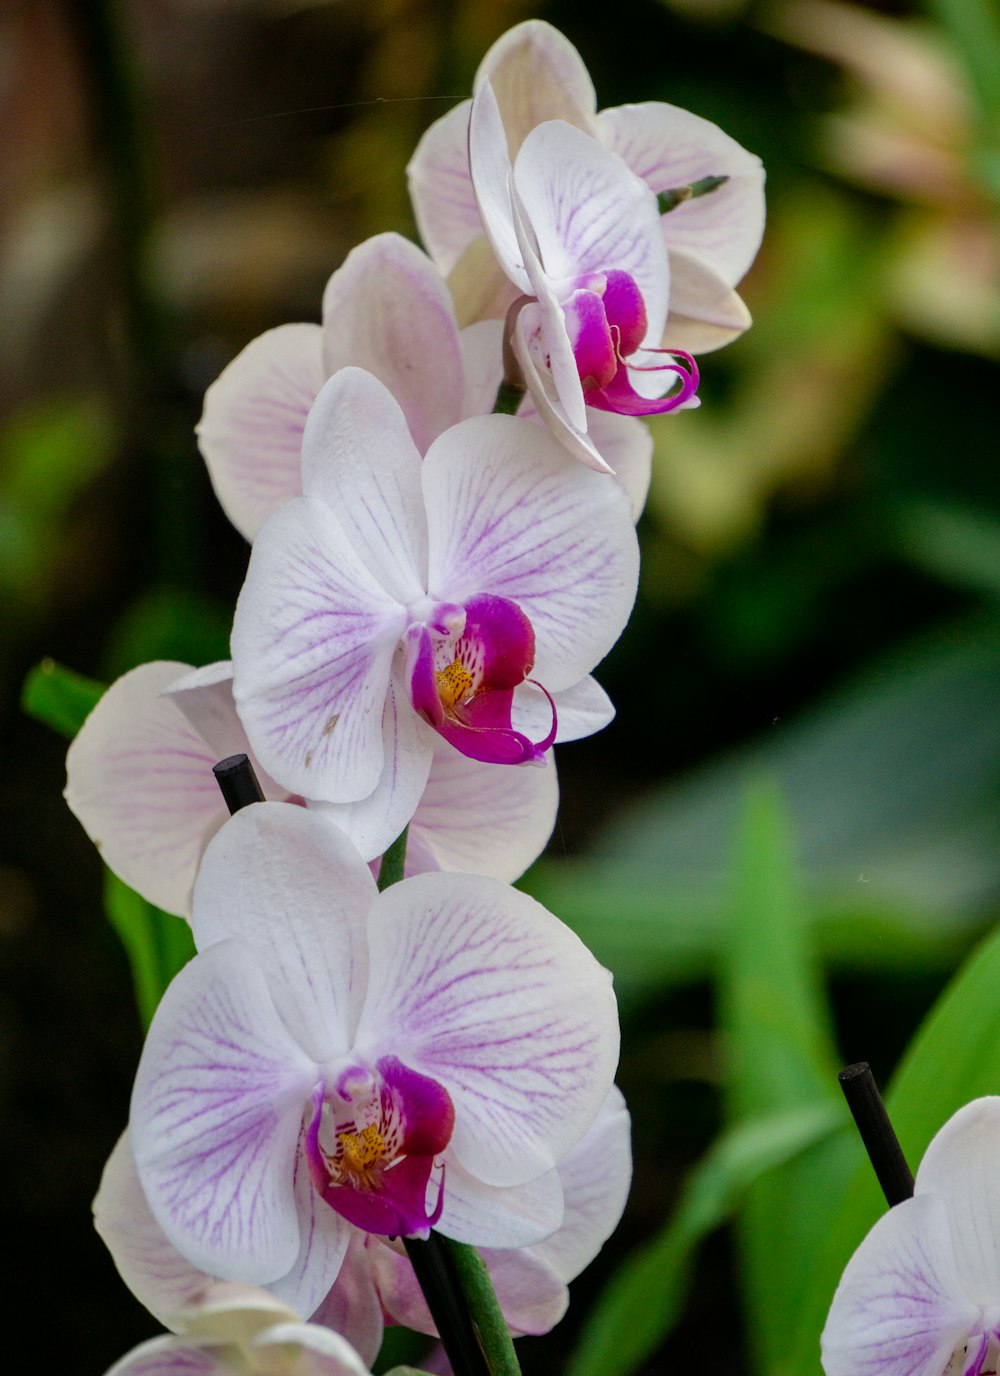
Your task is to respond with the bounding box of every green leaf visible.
[895,501,1000,601]
[104,871,196,1028]
[788,917,1000,1376]
[720,784,850,1376]
[928,0,1000,136]
[567,1103,844,1376]
[21,658,106,739]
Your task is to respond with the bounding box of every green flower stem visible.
[492,378,527,416]
[377,827,522,1376]
[657,173,729,214]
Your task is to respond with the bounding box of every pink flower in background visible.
[822,1098,1000,1376]
[408,19,765,356]
[128,804,619,1317]
[230,367,638,802]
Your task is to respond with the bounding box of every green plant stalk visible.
[377,827,521,1376]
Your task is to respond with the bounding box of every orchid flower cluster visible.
[65,21,765,1376]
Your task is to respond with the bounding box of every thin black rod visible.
[213,754,265,816]
[404,1234,490,1376]
[838,1061,914,1207]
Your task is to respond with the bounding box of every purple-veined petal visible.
[196,324,325,542]
[513,676,614,745]
[192,804,376,1058]
[94,1130,213,1329]
[251,1322,373,1376]
[265,1135,353,1319]
[106,1337,221,1376]
[821,1193,979,1376]
[300,369,428,605]
[230,496,406,803]
[662,247,753,354]
[530,1085,631,1282]
[469,81,530,294]
[513,120,669,344]
[354,871,619,1188]
[436,1154,564,1248]
[308,673,435,864]
[474,19,596,148]
[131,939,319,1284]
[595,101,765,287]
[582,410,652,519]
[321,235,464,455]
[422,413,639,690]
[513,313,611,471]
[407,99,481,276]
[404,735,558,882]
[65,661,229,919]
[458,319,504,420]
[310,1234,384,1366]
[915,1097,1000,1309]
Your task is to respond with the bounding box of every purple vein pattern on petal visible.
[300,369,428,604]
[407,99,481,276]
[474,19,596,149]
[321,235,464,455]
[436,1155,564,1249]
[422,414,639,690]
[354,872,619,1189]
[131,940,319,1284]
[231,497,406,802]
[192,805,374,1058]
[822,1193,979,1376]
[107,1337,222,1376]
[65,661,230,919]
[264,1126,351,1320]
[196,323,325,542]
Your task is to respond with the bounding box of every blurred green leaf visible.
[895,500,1000,601]
[104,871,195,1029]
[929,0,1000,136]
[104,585,232,679]
[21,658,106,739]
[789,916,1000,1376]
[568,1102,844,1376]
[720,784,850,1376]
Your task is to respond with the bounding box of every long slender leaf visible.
[21,658,105,739]
[567,1103,844,1376]
[103,871,195,1028]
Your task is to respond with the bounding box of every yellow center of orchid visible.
[335,1123,387,1189]
[435,658,474,710]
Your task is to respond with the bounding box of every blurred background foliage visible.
[3,0,1000,1372]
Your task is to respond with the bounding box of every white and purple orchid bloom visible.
[230,366,638,803]
[129,803,620,1317]
[822,1097,1000,1376]
[63,659,560,917]
[469,78,699,470]
[96,1089,629,1362]
[103,1282,373,1376]
[196,230,653,533]
[408,19,765,356]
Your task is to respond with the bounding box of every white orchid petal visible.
[531,1085,631,1282]
[513,314,611,471]
[94,1130,212,1330]
[192,805,376,1058]
[915,1097,1000,1308]
[512,676,614,745]
[477,1249,567,1336]
[511,228,588,433]
[407,99,481,276]
[300,369,428,603]
[468,81,531,293]
[355,872,619,1188]
[308,674,435,864]
[458,320,505,419]
[252,1322,372,1376]
[131,940,318,1284]
[437,1156,564,1248]
[106,1337,220,1376]
[595,101,765,286]
[405,737,557,882]
[448,237,521,329]
[231,497,405,803]
[321,235,464,454]
[196,324,324,541]
[822,1193,978,1376]
[663,247,753,354]
[310,1234,384,1365]
[422,413,638,689]
[474,19,596,146]
[570,409,652,520]
[264,1143,352,1321]
[514,120,669,341]
[65,661,228,919]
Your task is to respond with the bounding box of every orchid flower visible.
[468,79,699,470]
[196,231,653,533]
[822,1097,1000,1376]
[63,660,561,917]
[230,366,638,802]
[103,1283,373,1376]
[128,803,619,1318]
[96,1089,629,1362]
[408,19,765,357]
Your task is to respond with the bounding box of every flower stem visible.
[838,1062,914,1207]
[657,174,729,213]
[492,379,526,416]
[377,826,410,891]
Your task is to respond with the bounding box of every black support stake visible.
[213,753,265,816]
[838,1061,914,1207]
